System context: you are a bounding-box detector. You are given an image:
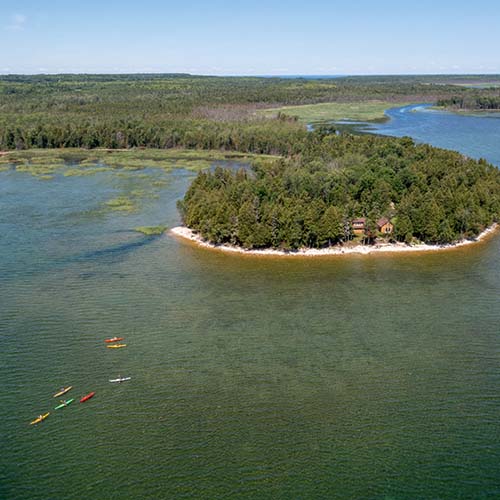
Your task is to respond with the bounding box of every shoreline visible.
[169,224,498,257]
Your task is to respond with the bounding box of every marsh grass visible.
[0,148,275,178]
[105,196,137,211]
[260,101,414,123]
[14,163,61,178]
[152,179,168,187]
[2,147,270,216]
[63,167,111,177]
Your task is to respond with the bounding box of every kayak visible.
[107,344,127,349]
[80,392,95,403]
[109,377,131,383]
[53,386,72,398]
[30,412,50,425]
[54,398,74,410]
[104,336,124,343]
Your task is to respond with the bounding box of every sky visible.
[1,0,500,75]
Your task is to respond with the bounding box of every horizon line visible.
[1,71,500,78]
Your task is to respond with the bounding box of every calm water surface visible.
[368,104,500,167]
[1,112,500,499]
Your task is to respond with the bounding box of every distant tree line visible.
[0,74,481,153]
[437,94,500,110]
[0,119,307,156]
[178,133,500,249]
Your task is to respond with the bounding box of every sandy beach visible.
[170,224,498,257]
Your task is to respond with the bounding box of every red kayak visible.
[80,392,95,403]
[105,337,124,343]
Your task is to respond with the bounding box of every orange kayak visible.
[104,337,124,343]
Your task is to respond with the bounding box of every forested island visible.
[178,132,500,250]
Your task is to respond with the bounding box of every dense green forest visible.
[437,94,500,110]
[0,73,488,153]
[178,132,500,248]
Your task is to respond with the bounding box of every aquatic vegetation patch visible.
[105,196,137,211]
[79,158,102,166]
[170,159,213,171]
[133,225,167,236]
[152,179,168,187]
[1,148,267,217]
[66,206,107,222]
[14,163,62,178]
[0,148,275,174]
[63,167,111,176]
[130,189,146,198]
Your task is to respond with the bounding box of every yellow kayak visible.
[107,344,127,349]
[53,386,72,398]
[30,412,50,425]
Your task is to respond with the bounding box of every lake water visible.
[1,109,500,499]
[367,104,500,167]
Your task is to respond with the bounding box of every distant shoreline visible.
[170,224,498,257]
[431,106,500,117]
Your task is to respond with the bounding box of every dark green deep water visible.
[1,110,500,499]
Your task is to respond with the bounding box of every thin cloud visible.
[6,14,27,32]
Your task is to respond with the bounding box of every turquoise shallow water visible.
[1,117,500,498]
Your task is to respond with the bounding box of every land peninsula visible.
[176,133,500,253]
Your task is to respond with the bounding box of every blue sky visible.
[1,0,499,75]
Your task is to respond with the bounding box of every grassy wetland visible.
[260,100,414,123]
[0,148,273,177]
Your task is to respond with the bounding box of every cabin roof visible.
[352,217,366,224]
[377,217,391,227]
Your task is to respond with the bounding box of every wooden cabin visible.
[352,217,366,235]
[377,217,394,234]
